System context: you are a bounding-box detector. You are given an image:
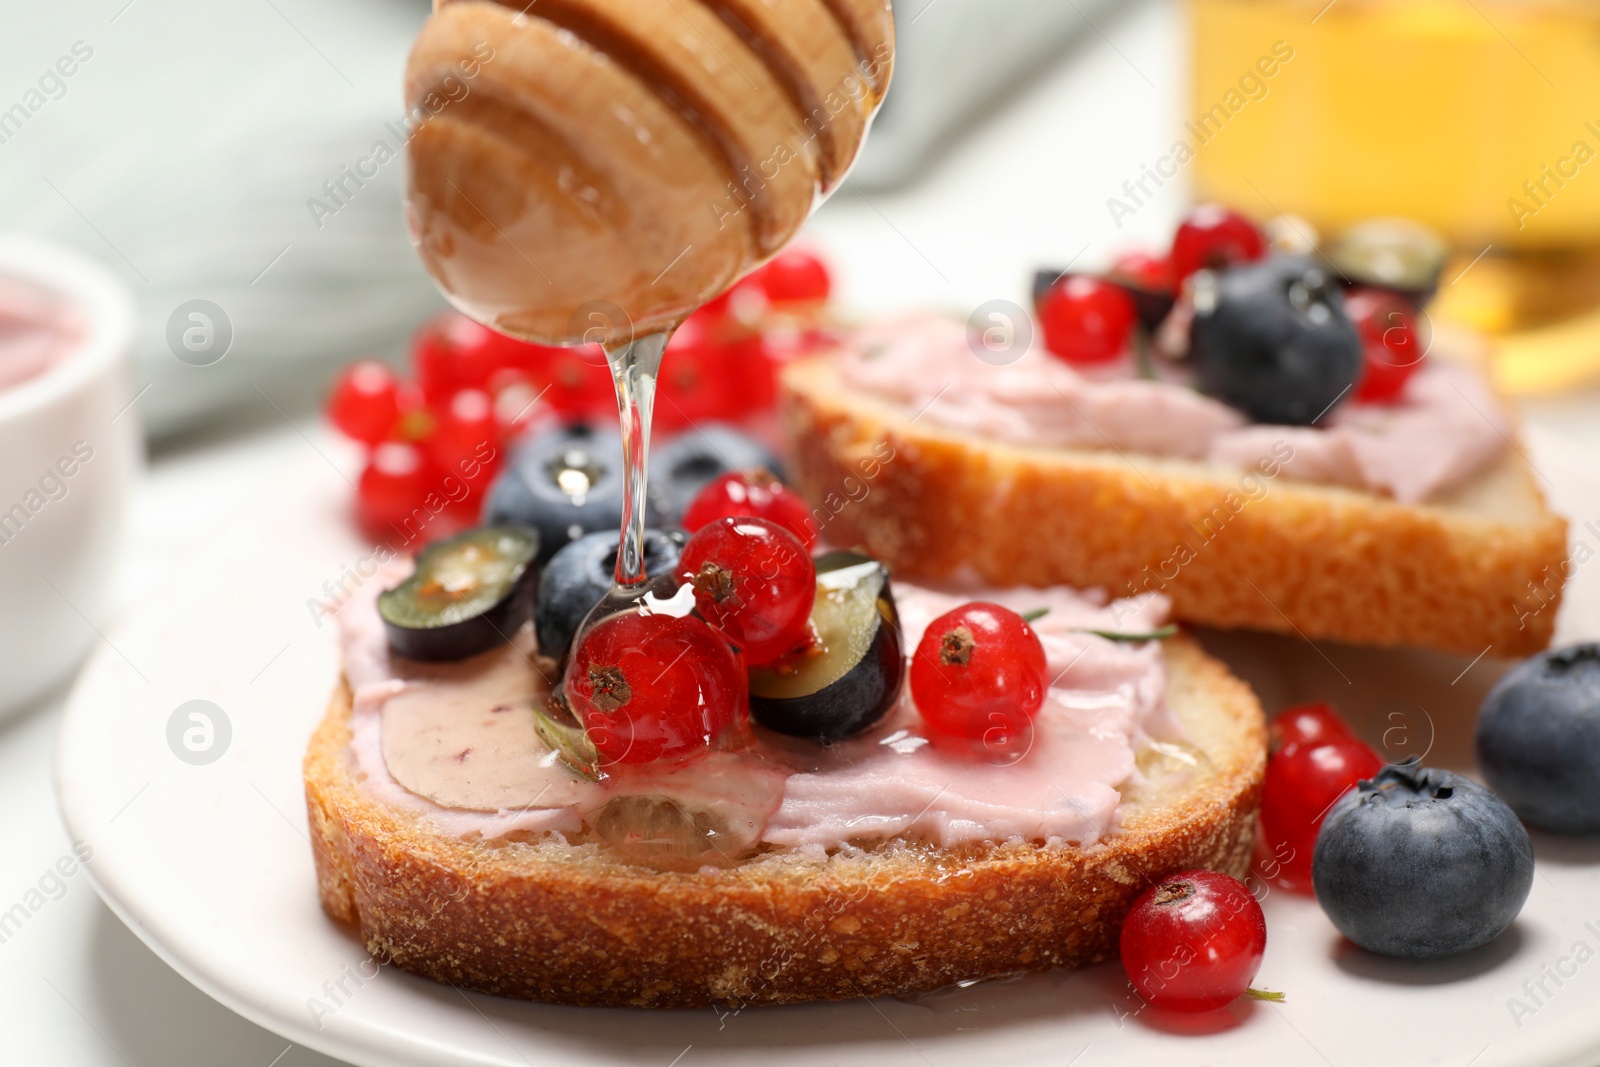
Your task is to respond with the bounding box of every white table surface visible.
[9,1,1600,1063]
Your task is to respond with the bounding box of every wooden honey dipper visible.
[404,0,895,345]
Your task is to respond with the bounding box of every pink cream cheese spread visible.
[839,315,1512,504]
[339,557,1190,854]
[0,276,81,393]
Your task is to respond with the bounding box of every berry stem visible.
[1077,624,1178,642]
[1244,987,1286,1003]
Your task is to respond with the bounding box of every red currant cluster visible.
[1033,204,1426,403]
[1115,701,1390,1015]
[1255,702,1383,893]
[565,470,825,766]
[325,249,836,544]
[564,470,1060,767]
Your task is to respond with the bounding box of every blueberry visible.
[484,424,661,564]
[1312,765,1533,959]
[1189,256,1362,425]
[534,528,686,662]
[649,423,783,524]
[1476,644,1600,834]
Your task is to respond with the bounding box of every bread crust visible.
[780,356,1568,657]
[305,637,1264,1007]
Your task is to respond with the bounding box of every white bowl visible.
[0,234,137,712]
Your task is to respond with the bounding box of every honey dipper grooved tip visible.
[405,0,894,345]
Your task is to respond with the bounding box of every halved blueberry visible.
[1476,644,1600,834]
[1313,765,1533,959]
[1105,272,1176,334]
[484,423,657,564]
[1189,256,1362,426]
[649,423,783,525]
[749,551,903,740]
[533,527,687,662]
[378,526,540,661]
[1328,218,1448,305]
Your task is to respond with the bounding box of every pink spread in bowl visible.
[0,274,82,393]
[837,315,1512,504]
[338,557,1191,853]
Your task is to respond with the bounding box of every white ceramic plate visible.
[57,441,1600,1067]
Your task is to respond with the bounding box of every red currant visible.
[910,603,1048,746]
[1120,870,1267,1013]
[1110,250,1176,294]
[513,342,614,419]
[725,331,781,413]
[681,470,817,550]
[357,441,434,542]
[428,389,502,503]
[756,248,831,304]
[487,367,549,439]
[327,360,402,445]
[566,611,746,764]
[699,286,740,320]
[1038,275,1137,365]
[1258,737,1383,893]
[1270,702,1352,753]
[657,312,739,429]
[679,517,816,664]
[413,312,514,401]
[1171,205,1267,282]
[1345,288,1425,403]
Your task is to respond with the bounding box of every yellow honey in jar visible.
[1187,0,1600,390]
[1188,0,1600,250]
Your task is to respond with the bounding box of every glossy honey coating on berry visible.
[748,551,902,740]
[564,610,745,765]
[678,517,815,665]
[377,526,541,662]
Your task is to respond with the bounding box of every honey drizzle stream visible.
[603,329,673,589]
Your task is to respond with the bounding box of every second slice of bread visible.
[780,356,1568,658]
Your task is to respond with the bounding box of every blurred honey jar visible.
[1187,0,1600,393]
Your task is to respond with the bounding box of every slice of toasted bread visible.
[304,636,1264,1007]
[780,356,1568,658]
